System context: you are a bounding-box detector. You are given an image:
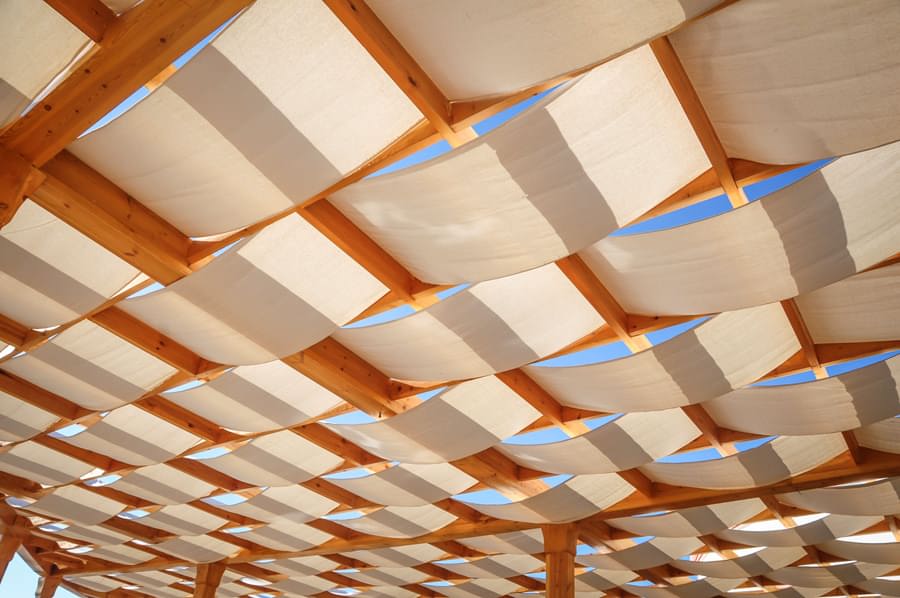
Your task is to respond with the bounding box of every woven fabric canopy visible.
[0,1,898,598]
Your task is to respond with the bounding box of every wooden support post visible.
[543,523,577,598]
[36,575,61,598]
[0,527,26,582]
[194,561,226,598]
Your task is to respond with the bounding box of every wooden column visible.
[0,527,26,582]
[35,575,61,598]
[194,561,226,598]
[543,523,578,598]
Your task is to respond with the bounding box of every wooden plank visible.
[44,0,116,43]
[36,575,61,598]
[649,36,747,208]
[3,0,253,166]
[543,523,577,598]
[681,404,735,455]
[0,525,26,582]
[780,298,826,378]
[194,561,226,598]
[0,145,45,227]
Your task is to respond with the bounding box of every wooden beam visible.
[0,145,45,227]
[780,298,826,378]
[543,523,577,598]
[842,431,864,465]
[649,36,747,208]
[0,313,38,349]
[3,0,253,166]
[681,404,735,455]
[43,0,116,43]
[35,574,61,598]
[193,561,226,598]
[0,524,26,582]
[495,369,580,435]
[0,371,90,421]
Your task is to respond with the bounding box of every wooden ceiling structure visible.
[1,1,899,597]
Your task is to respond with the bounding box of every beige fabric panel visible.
[705,357,900,436]
[628,578,742,598]
[581,141,900,315]
[777,478,900,516]
[231,520,333,552]
[767,562,896,588]
[152,534,242,563]
[136,504,228,536]
[261,555,337,576]
[857,578,900,597]
[122,215,387,365]
[271,575,338,597]
[526,304,797,412]
[435,579,520,598]
[607,498,766,538]
[0,440,93,486]
[25,485,126,526]
[438,554,543,579]
[111,463,217,506]
[325,376,540,464]
[716,513,883,548]
[70,0,420,237]
[0,388,59,442]
[342,567,430,587]
[79,544,154,565]
[797,263,900,343]
[671,546,807,578]
[0,201,139,329]
[498,408,700,474]
[458,529,544,556]
[817,538,900,565]
[335,264,603,381]
[577,537,704,571]
[216,484,338,523]
[336,505,457,539]
[855,417,900,454]
[327,463,476,507]
[670,0,900,164]
[343,544,447,568]
[369,0,720,100]
[642,435,847,490]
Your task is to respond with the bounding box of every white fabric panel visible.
[333,46,710,284]
[328,463,476,507]
[435,579,520,598]
[357,587,419,598]
[70,0,420,237]
[577,537,704,570]
[672,546,806,578]
[326,376,540,463]
[26,485,126,525]
[62,405,202,466]
[778,477,900,516]
[642,435,846,490]
[369,0,719,100]
[216,485,338,523]
[0,201,138,329]
[344,543,448,568]
[111,464,217,505]
[458,529,545,555]
[261,555,337,576]
[0,440,92,486]
[136,504,228,536]
[0,3,87,125]
[1,320,176,411]
[670,0,900,163]
[81,544,154,565]
[706,357,900,436]
[231,519,332,551]
[462,474,634,524]
[581,142,900,315]
[153,534,241,563]
[112,570,184,589]
[53,523,131,546]
[335,265,603,381]
[797,263,900,343]
[271,576,337,598]
[717,513,883,548]
[500,409,699,474]
[767,562,896,588]
[342,567,430,586]
[64,575,123,592]
[121,214,386,365]
[438,554,543,579]
[0,389,58,442]
[855,417,900,453]
[336,505,456,539]
[526,304,798,412]
[201,430,342,486]
[163,359,344,433]
[627,578,742,598]
[817,538,900,564]
[607,498,766,538]
[574,569,639,592]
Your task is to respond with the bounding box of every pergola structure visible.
[1,1,899,597]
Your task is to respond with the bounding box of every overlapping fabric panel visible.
[574,570,639,592]
[580,141,900,315]
[110,464,217,505]
[438,554,543,578]
[261,555,337,576]
[642,435,846,490]
[335,264,603,381]
[525,304,797,412]
[796,263,900,343]
[69,0,421,237]
[336,505,457,539]
[704,357,900,436]
[0,201,139,329]
[332,46,710,284]
[325,376,540,463]
[163,359,344,433]
[435,579,520,598]
[577,537,704,570]
[368,0,720,100]
[671,546,806,578]
[327,463,477,507]
[343,544,447,568]
[777,477,900,516]
[606,499,766,538]
[79,544,153,565]
[214,485,338,523]
[341,567,430,586]
[855,417,900,453]
[626,578,743,598]
[51,523,131,546]
[0,440,93,486]
[0,388,59,442]
[858,578,900,597]
[767,563,897,588]
[461,474,634,523]
[1,319,176,411]
[229,520,332,551]
[270,576,338,598]
[121,214,387,365]
[23,485,126,526]
[458,529,544,555]
[670,0,900,164]
[200,430,343,487]
[817,539,900,564]
[60,405,203,466]
[135,504,228,536]
[0,2,88,125]
[716,513,883,547]
[498,409,700,474]
[358,587,419,598]
[152,534,242,563]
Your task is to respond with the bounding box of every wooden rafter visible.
[780,298,827,378]
[44,0,116,43]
